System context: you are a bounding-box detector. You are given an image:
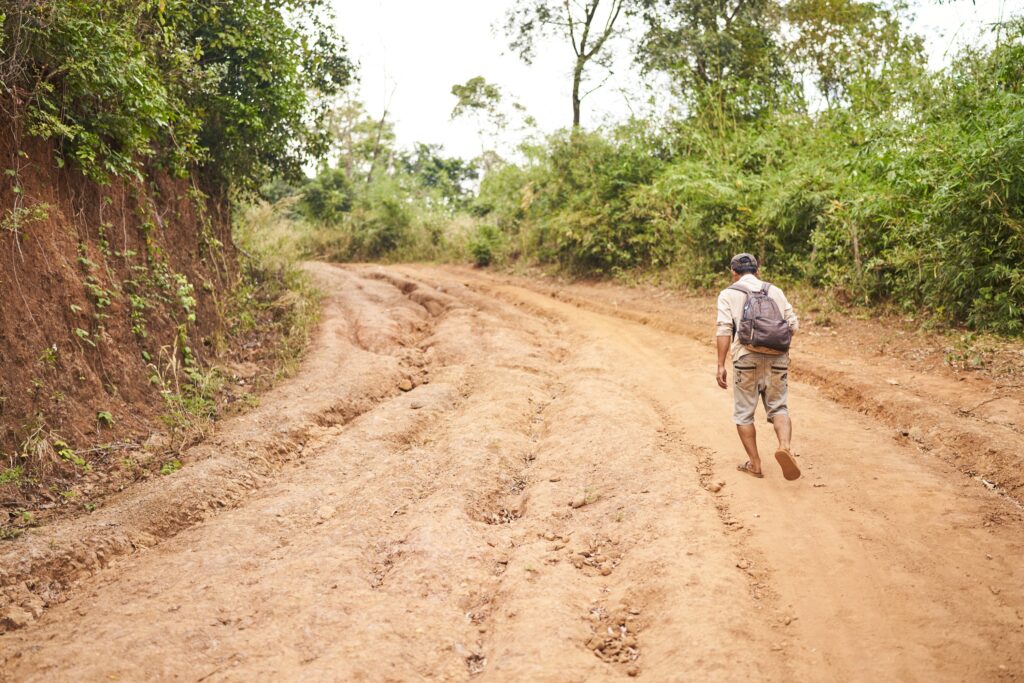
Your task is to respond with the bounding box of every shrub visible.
[300,168,355,223]
[468,224,503,267]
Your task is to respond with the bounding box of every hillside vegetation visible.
[291,3,1023,335]
[0,0,350,524]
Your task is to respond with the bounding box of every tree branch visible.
[577,0,597,60]
[565,0,580,56]
[725,0,748,28]
[584,0,623,60]
[580,67,615,101]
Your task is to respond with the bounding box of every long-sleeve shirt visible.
[716,274,799,362]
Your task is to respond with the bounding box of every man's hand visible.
[716,364,728,389]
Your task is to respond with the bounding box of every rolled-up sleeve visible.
[716,292,734,338]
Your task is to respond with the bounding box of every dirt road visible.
[2,263,1022,681]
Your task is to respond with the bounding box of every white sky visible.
[329,0,1020,161]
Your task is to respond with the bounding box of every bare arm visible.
[716,335,731,389]
[715,291,734,389]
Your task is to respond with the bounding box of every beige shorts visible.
[733,352,789,425]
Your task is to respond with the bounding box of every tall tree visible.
[397,143,479,206]
[504,0,633,128]
[637,0,792,122]
[637,0,925,120]
[784,0,925,112]
[451,77,505,126]
[451,76,506,156]
[322,96,396,181]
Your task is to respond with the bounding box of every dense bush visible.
[1,0,352,190]
[470,20,1024,334]
[478,126,671,274]
[875,34,1024,333]
[4,1,198,180]
[300,168,355,223]
[293,134,479,263]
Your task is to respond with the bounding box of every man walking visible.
[715,253,801,480]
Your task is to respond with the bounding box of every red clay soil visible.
[0,263,1021,681]
[0,132,234,513]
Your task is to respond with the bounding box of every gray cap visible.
[730,253,759,272]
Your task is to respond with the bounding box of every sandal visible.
[775,448,801,481]
[737,462,764,478]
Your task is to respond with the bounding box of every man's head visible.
[730,253,759,280]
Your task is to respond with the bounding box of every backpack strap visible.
[726,284,751,340]
[728,282,771,295]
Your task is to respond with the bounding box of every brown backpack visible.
[728,282,792,354]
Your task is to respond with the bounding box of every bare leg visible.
[772,414,792,452]
[736,424,761,473]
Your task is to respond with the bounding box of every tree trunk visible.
[344,133,354,180]
[365,109,389,183]
[572,58,584,128]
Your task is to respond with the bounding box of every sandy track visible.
[1,264,1022,681]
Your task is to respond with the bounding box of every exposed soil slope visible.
[0,134,234,511]
[1,264,1021,682]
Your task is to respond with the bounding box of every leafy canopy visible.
[0,0,353,190]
